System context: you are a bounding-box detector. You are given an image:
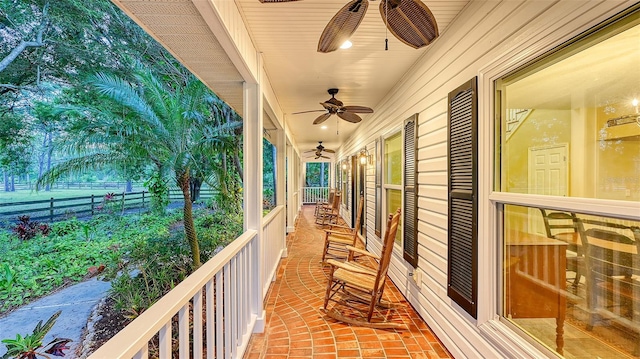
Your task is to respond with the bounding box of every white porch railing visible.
[88,230,259,359]
[302,187,329,204]
[262,205,286,297]
[88,205,288,359]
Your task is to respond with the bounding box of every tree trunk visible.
[233,149,243,181]
[10,173,15,192]
[37,133,47,182]
[45,133,53,192]
[178,169,200,268]
[190,177,202,203]
[125,179,133,193]
[3,170,8,192]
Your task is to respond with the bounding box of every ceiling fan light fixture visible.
[340,40,353,49]
[321,125,328,129]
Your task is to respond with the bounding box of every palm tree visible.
[39,67,241,268]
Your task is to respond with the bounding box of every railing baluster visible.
[179,304,189,358]
[231,256,238,355]
[239,247,246,336]
[159,322,172,359]
[216,271,223,359]
[133,344,148,359]
[224,263,232,359]
[206,280,214,359]
[193,289,203,359]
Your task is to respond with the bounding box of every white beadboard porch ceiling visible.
[110,0,469,153]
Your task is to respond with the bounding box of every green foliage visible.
[50,219,80,237]
[0,214,171,313]
[0,264,16,297]
[108,208,241,319]
[195,210,242,261]
[109,235,189,320]
[144,174,169,215]
[1,310,70,359]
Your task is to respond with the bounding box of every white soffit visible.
[112,0,245,116]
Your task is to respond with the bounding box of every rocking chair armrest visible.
[324,229,354,236]
[327,223,354,232]
[326,259,377,276]
[346,246,380,260]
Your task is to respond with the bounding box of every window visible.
[263,137,276,213]
[341,160,348,206]
[304,162,329,188]
[384,131,403,244]
[495,9,640,357]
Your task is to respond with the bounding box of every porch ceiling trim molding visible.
[110,0,260,117]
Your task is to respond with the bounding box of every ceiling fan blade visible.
[323,149,336,153]
[379,0,439,49]
[320,155,330,159]
[304,149,317,153]
[342,105,373,114]
[292,109,328,115]
[317,0,369,53]
[313,112,333,125]
[337,111,362,123]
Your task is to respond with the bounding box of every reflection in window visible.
[496,19,640,202]
[503,204,640,357]
[263,138,276,213]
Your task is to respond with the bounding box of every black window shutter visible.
[374,138,382,237]
[403,115,419,267]
[447,77,478,319]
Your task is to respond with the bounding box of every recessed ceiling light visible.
[321,125,328,130]
[340,40,352,49]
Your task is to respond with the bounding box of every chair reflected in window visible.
[582,222,640,356]
[540,209,585,287]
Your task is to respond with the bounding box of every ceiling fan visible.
[304,141,335,159]
[292,88,373,125]
[259,0,439,53]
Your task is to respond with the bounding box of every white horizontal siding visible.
[342,0,637,358]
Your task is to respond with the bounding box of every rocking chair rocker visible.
[322,208,403,329]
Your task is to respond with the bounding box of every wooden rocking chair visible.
[322,195,364,263]
[322,208,403,329]
[315,188,336,217]
[315,191,341,226]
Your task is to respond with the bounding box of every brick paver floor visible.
[244,205,452,359]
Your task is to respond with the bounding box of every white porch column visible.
[286,142,296,232]
[243,78,265,333]
[275,129,288,257]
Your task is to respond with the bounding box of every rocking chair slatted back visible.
[374,208,401,291]
[316,191,342,225]
[323,195,365,262]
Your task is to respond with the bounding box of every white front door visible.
[528,144,569,234]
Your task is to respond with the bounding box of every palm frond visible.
[89,72,172,142]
